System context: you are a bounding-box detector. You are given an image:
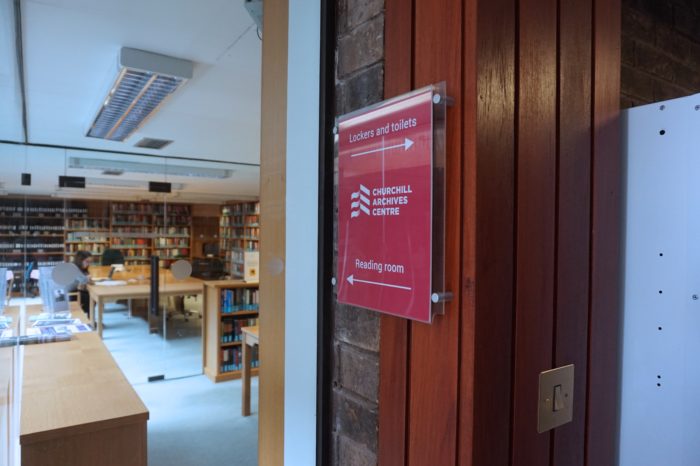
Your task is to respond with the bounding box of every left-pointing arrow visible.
[346,274,411,291]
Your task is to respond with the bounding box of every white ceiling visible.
[0,0,261,202]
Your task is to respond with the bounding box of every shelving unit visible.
[0,199,70,292]
[219,202,260,278]
[64,204,110,260]
[110,202,154,265]
[203,280,260,382]
[108,202,193,267]
[153,204,192,267]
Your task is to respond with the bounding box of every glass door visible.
[156,160,202,379]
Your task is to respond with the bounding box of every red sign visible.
[337,88,434,323]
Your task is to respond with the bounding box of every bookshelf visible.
[110,202,154,265]
[0,199,70,292]
[153,204,192,267]
[219,202,260,278]
[203,280,260,382]
[109,202,193,267]
[64,201,110,261]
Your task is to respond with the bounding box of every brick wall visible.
[332,1,384,465]
[622,0,700,108]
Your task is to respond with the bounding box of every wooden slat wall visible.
[552,0,593,464]
[258,0,287,464]
[378,0,621,465]
[587,0,622,463]
[377,0,412,464]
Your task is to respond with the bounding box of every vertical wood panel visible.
[467,0,517,463]
[407,0,462,464]
[587,0,621,464]
[378,1,413,465]
[259,0,287,464]
[458,0,477,463]
[512,0,558,464]
[552,0,592,464]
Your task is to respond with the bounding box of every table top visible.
[20,332,149,445]
[87,279,203,299]
[2,305,20,333]
[202,279,259,289]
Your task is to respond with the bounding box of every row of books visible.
[156,227,190,236]
[220,227,260,239]
[224,239,259,251]
[112,237,150,245]
[65,219,108,229]
[0,225,65,231]
[0,206,87,214]
[153,205,191,215]
[221,318,258,343]
[112,203,154,214]
[220,346,260,373]
[219,215,260,226]
[221,288,259,313]
[221,202,260,216]
[113,214,151,225]
[155,237,189,247]
[66,233,109,242]
[66,244,106,254]
[154,215,190,226]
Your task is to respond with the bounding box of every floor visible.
[12,297,259,466]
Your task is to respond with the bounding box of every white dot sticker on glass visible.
[171,260,193,280]
[52,263,83,287]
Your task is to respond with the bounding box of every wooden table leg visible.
[97,300,104,338]
[88,295,96,328]
[242,337,252,416]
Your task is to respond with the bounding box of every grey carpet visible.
[100,305,259,466]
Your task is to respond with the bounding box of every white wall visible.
[284,1,320,464]
[620,93,700,466]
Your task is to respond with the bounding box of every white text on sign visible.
[355,258,406,274]
[347,117,418,143]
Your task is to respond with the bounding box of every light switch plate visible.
[537,364,574,433]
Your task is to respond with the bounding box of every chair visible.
[102,249,125,266]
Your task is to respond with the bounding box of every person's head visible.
[73,250,92,271]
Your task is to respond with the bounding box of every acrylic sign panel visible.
[337,88,434,323]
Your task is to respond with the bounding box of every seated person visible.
[67,250,93,317]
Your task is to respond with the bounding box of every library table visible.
[87,278,204,338]
[20,332,149,466]
[241,325,259,416]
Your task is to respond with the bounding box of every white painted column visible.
[284,1,321,464]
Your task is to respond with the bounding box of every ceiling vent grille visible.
[86,48,193,142]
[134,137,173,150]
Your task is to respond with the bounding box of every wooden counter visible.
[20,332,149,466]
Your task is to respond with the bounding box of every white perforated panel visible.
[620,93,700,466]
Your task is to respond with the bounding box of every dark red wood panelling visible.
[407,0,463,464]
[378,0,413,464]
[511,0,558,464]
[551,0,593,465]
[586,0,621,464]
[467,0,517,463]
[458,0,477,463]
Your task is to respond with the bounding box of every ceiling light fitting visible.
[69,157,232,179]
[86,48,193,142]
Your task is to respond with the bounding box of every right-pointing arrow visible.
[350,138,414,158]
